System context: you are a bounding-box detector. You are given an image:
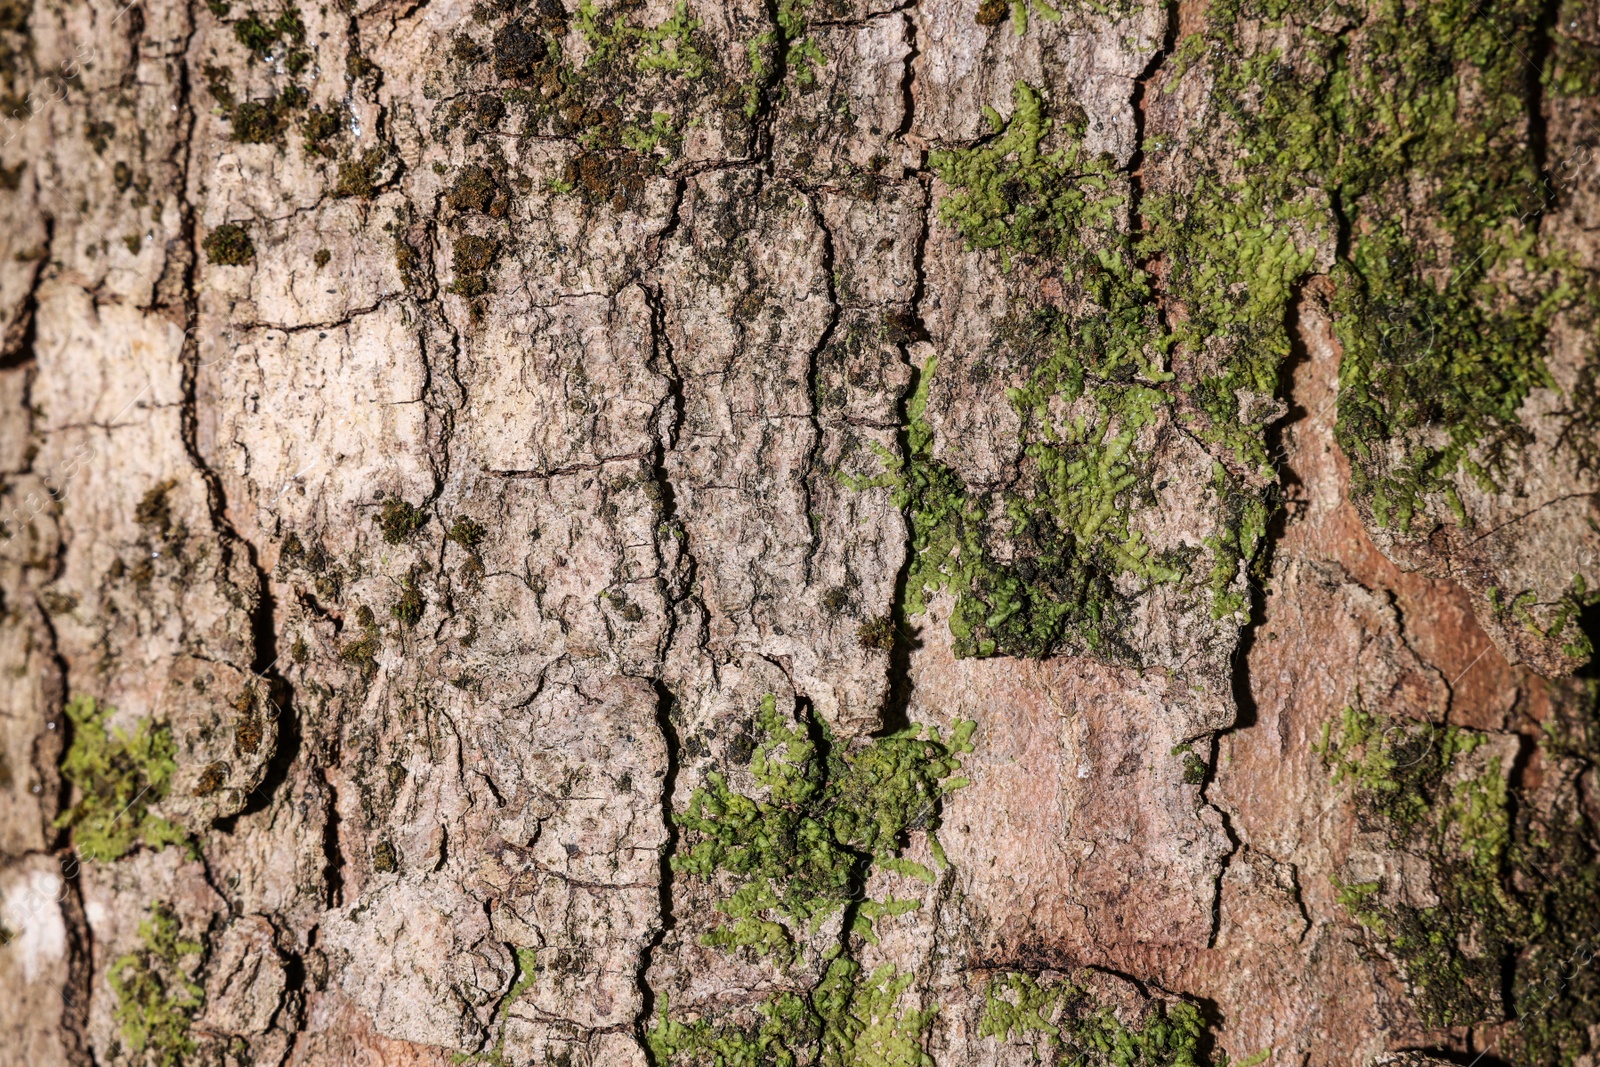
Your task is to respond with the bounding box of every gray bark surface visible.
[0,0,1598,1064]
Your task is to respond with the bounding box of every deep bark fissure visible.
[1522,0,1561,230]
[799,196,842,592]
[877,177,934,740]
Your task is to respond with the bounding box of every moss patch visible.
[890,0,1598,662]
[374,497,428,544]
[880,83,1261,661]
[1184,0,1597,533]
[233,6,306,59]
[55,695,186,863]
[981,972,1208,1067]
[448,235,500,297]
[109,902,204,1067]
[650,696,973,1062]
[446,515,487,550]
[202,223,254,266]
[649,958,939,1066]
[1318,694,1600,1061]
[673,695,973,957]
[334,148,393,199]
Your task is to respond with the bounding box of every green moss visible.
[202,64,235,109]
[372,838,399,873]
[980,972,1208,1067]
[228,92,303,144]
[374,497,428,543]
[889,0,1598,662]
[300,105,344,157]
[334,148,390,199]
[234,7,305,58]
[1318,695,1600,1059]
[1001,0,1062,36]
[673,695,973,955]
[578,0,708,79]
[448,235,500,297]
[202,223,254,266]
[340,603,383,679]
[55,695,186,863]
[648,959,938,1066]
[855,616,895,651]
[135,479,180,535]
[974,0,1009,26]
[392,571,425,627]
[109,903,204,1067]
[453,948,542,1066]
[559,150,655,209]
[483,0,732,186]
[741,0,825,114]
[447,164,509,216]
[446,515,487,549]
[885,84,1259,660]
[650,694,969,1063]
[1186,0,1597,532]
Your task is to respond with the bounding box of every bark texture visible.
[1,0,1598,1065]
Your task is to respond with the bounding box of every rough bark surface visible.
[1,0,1598,1065]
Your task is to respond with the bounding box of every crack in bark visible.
[800,194,842,593]
[633,188,693,1057]
[878,174,934,738]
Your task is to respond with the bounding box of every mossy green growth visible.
[578,0,708,79]
[202,223,254,266]
[233,7,305,58]
[55,695,186,863]
[1187,0,1598,531]
[930,83,1110,268]
[446,515,487,550]
[648,958,938,1066]
[901,0,1600,662]
[885,354,1189,660]
[888,83,1263,660]
[980,972,1208,1067]
[742,0,826,114]
[485,0,722,181]
[392,571,425,627]
[673,695,973,958]
[334,148,390,200]
[109,902,204,1067]
[374,497,428,543]
[1317,695,1600,1061]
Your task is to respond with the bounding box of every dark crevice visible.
[800,200,843,592]
[1201,277,1320,947]
[1330,188,1353,263]
[1200,726,1242,949]
[876,173,934,739]
[1574,598,1600,680]
[750,0,789,167]
[318,764,346,909]
[0,215,48,369]
[170,0,292,832]
[58,863,95,1067]
[636,679,680,1059]
[893,2,920,143]
[1521,0,1560,230]
[635,182,694,1058]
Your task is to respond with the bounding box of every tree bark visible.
[0,0,1598,1065]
